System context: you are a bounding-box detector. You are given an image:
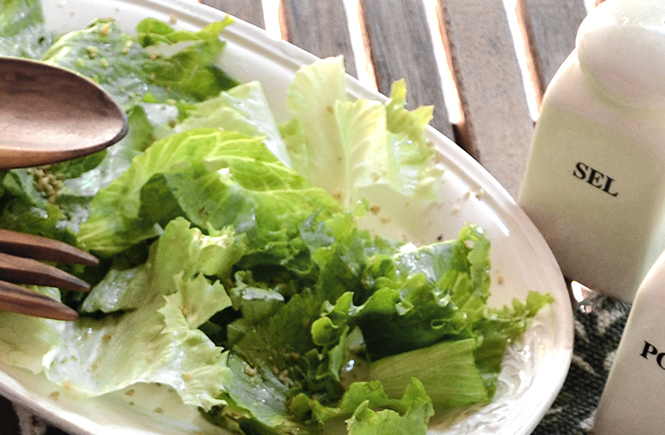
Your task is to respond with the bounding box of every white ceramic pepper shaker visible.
[591,249,665,434]
[518,0,665,302]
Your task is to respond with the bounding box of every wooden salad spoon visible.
[0,56,128,168]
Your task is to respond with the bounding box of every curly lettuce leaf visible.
[312,225,491,361]
[473,290,554,397]
[44,218,235,410]
[288,378,434,435]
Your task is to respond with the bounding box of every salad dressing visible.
[518,0,665,302]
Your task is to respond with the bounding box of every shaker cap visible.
[577,0,665,107]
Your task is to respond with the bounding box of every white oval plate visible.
[0,1,574,434]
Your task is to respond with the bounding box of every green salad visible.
[0,1,552,434]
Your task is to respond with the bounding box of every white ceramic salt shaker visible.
[591,249,665,434]
[518,0,665,302]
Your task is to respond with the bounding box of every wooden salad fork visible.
[0,229,98,321]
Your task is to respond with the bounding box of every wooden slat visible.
[200,0,265,29]
[519,0,588,97]
[360,0,453,140]
[280,0,357,77]
[440,0,534,198]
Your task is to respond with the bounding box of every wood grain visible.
[280,0,357,77]
[199,0,265,28]
[518,0,588,97]
[440,0,534,198]
[360,0,453,140]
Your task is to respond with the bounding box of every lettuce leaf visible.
[78,128,341,257]
[289,378,434,435]
[368,338,489,409]
[345,379,434,435]
[0,286,64,373]
[281,56,443,208]
[137,17,238,101]
[43,17,237,109]
[175,81,292,167]
[0,0,52,58]
[42,19,149,108]
[44,218,235,410]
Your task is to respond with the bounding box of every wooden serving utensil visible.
[0,56,128,168]
[0,230,99,321]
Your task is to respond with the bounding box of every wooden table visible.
[1,0,604,433]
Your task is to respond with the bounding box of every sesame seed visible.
[86,46,98,59]
[99,23,111,36]
[243,365,258,376]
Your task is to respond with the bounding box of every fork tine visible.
[0,252,90,291]
[0,229,98,266]
[0,280,78,321]
[0,229,96,320]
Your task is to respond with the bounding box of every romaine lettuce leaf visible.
[43,17,237,109]
[0,169,80,246]
[42,19,152,109]
[368,338,489,409]
[78,128,341,258]
[175,81,292,167]
[206,352,307,435]
[137,17,238,101]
